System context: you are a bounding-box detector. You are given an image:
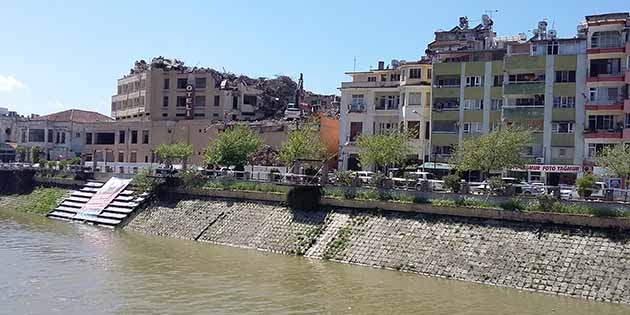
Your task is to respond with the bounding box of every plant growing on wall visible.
[278,119,326,169]
[596,144,630,187]
[155,143,194,168]
[204,124,263,169]
[356,131,413,171]
[449,127,532,179]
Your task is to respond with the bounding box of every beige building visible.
[111,57,264,122]
[338,59,432,170]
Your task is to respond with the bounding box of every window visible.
[591,31,622,49]
[425,93,431,108]
[367,76,376,82]
[400,70,406,81]
[490,99,503,110]
[588,115,615,130]
[435,76,460,87]
[493,75,503,87]
[390,74,400,81]
[176,96,186,107]
[162,96,169,107]
[195,77,206,89]
[407,121,420,139]
[380,74,387,82]
[425,122,430,140]
[28,129,45,142]
[465,76,482,87]
[553,96,575,108]
[94,132,115,145]
[129,151,137,163]
[194,95,206,107]
[409,93,422,106]
[232,96,238,109]
[427,69,432,79]
[60,132,66,144]
[194,113,205,117]
[558,148,567,157]
[162,113,168,117]
[555,71,576,83]
[118,152,125,163]
[163,78,169,90]
[86,132,93,145]
[590,58,621,77]
[349,122,362,141]
[47,129,53,143]
[409,68,421,79]
[377,122,399,134]
[131,130,138,144]
[243,95,257,106]
[547,41,559,55]
[376,95,399,110]
[588,143,615,158]
[214,95,220,107]
[625,114,630,128]
[463,99,483,110]
[142,130,149,144]
[119,130,125,144]
[176,113,186,117]
[552,121,575,133]
[350,94,365,111]
[463,122,481,134]
[177,78,188,89]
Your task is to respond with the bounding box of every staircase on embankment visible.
[47,181,149,228]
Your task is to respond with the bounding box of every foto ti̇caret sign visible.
[185,83,194,119]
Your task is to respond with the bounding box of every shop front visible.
[509,164,582,185]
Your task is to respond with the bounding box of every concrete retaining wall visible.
[125,191,630,304]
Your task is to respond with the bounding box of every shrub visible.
[286,186,322,211]
[443,174,461,193]
[343,189,357,200]
[324,188,345,199]
[179,170,205,188]
[412,196,428,204]
[369,173,387,188]
[454,197,498,209]
[391,193,414,203]
[357,189,379,200]
[132,168,162,192]
[500,198,525,211]
[576,174,595,198]
[430,199,456,207]
[333,171,353,186]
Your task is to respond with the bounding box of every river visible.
[1,209,629,315]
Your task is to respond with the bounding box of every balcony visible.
[586,99,624,111]
[584,129,623,139]
[502,106,544,120]
[587,73,625,83]
[341,81,399,89]
[587,47,626,54]
[504,82,545,95]
[348,103,366,113]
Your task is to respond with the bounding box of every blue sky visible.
[0,0,627,116]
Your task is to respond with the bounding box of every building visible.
[15,109,114,161]
[579,13,630,164]
[111,57,265,122]
[338,59,432,170]
[428,15,589,184]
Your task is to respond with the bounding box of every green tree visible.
[449,127,532,179]
[596,145,630,186]
[356,131,413,171]
[204,124,263,168]
[278,121,326,168]
[31,146,43,164]
[155,143,194,167]
[15,146,28,162]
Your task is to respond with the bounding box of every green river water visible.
[1,209,629,315]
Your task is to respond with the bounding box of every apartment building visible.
[428,15,589,184]
[111,57,264,122]
[579,13,630,163]
[338,59,432,170]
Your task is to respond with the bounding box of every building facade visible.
[338,60,432,170]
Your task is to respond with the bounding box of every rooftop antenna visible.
[484,9,498,19]
[353,56,357,71]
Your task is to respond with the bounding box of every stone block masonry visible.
[124,195,630,304]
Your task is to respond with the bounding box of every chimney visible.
[377,61,385,70]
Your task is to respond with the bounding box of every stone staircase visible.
[47,181,149,228]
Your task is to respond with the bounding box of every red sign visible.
[185,84,194,119]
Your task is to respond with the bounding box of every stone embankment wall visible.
[125,194,630,304]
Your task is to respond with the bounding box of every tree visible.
[155,143,194,167]
[278,120,326,168]
[31,146,43,164]
[204,124,263,168]
[449,127,532,179]
[596,145,630,187]
[15,146,28,162]
[356,131,413,171]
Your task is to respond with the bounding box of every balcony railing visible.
[348,103,366,113]
[504,82,545,95]
[341,81,400,88]
[503,106,544,120]
[587,73,625,82]
[584,128,623,139]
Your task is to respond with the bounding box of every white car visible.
[354,171,375,184]
[406,171,444,191]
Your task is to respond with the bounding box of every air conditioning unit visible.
[535,157,544,164]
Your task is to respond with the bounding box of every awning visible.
[420,162,453,170]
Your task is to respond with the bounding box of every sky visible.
[0,0,627,116]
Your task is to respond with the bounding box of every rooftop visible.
[33,109,114,123]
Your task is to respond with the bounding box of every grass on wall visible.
[0,187,68,215]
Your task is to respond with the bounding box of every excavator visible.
[284,73,303,120]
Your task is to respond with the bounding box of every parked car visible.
[520,182,546,196]
[354,171,375,184]
[560,182,607,200]
[405,171,444,191]
[470,177,529,195]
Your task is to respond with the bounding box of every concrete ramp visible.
[47,178,148,228]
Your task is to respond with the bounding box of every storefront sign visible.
[74,177,131,220]
[185,84,194,119]
[523,164,582,173]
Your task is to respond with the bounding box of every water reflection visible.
[1,209,629,315]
